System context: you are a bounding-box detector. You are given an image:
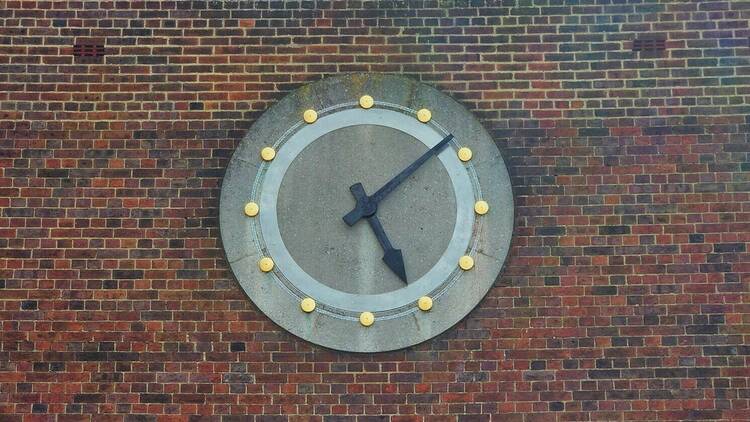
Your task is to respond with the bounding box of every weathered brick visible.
[140,394,170,404]
[591,286,617,296]
[2,1,748,421]
[714,243,745,253]
[73,394,105,403]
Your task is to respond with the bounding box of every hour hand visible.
[366,214,407,283]
[345,183,407,282]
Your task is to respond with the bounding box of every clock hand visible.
[348,182,407,282]
[367,214,407,283]
[343,133,454,226]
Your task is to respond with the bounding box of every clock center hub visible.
[360,198,377,218]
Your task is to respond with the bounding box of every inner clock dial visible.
[276,124,456,295]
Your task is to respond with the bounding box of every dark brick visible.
[544,276,560,286]
[530,360,546,370]
[109,352,139,361]
[38,169,70,178]
[536,226,565,236]
[125,416,157,422]
[608,390,637,400]
[703,346,750,356]
[700,263,732,273]
[685,325,719,334]
[74,394,105,403]
[644,315,659,325]
[550,402,564,411]
[584,246,615,256]
[92,372,123,383]
[689,234,705,243]
[578,128,609,136]
[689,367,720,378]
[563,360,578,369]
[140,394,170,403]
[21,300,37,310]
[714,243,745,253]
[573,390,605,400]
[643,390,674,400]
[32,403,48,413]
[599,225,630,235]
[77,352,107,361]
[223,373,254,383]
[591,286,617,296]
[654,368,687,378]
[113,270,144,279]
[588,370,621,379]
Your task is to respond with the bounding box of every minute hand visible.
[343,133,454,226]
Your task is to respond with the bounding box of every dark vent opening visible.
[73,44,105,57]
[632,38,666,52]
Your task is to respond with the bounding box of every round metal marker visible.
[300,297,316,313]
[418,296,433,311]
[258,257,274,272]
[244,202,259,217]
[359,95,374,109]
[359,311,374,327]
[303,109,318,124]
[261,147,276,161]
[474,200,489,215]
[458,255,474,271]
[417,108,431,123]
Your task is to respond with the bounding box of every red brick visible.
[1,1,748,420]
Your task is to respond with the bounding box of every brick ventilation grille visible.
[632,38,667,52]
[72,44,105,57]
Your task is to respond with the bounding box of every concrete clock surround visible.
[219,74,514,352]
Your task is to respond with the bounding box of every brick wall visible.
[1,0,749,420]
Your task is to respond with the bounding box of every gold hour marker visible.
[459,255,474,271]
[457,147,473,162]
[474,200,489,215]
[260,147,276,161]
[300,297,316,313]
[258,257,274,272]
[359,95,374,109]
[244,202,259,217]
[416,108,432,123]
[359,311,374,327]
[303,109,318,123]
[417,296,433,311]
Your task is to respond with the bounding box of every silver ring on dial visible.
[256,107,476,314]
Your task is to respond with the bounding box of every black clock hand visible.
[349,183,407,282]
[343,133,454,226]
[367,214,407,283]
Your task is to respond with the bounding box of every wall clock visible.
[220,74,514,352]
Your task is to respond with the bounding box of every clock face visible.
[220,74,514,352]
